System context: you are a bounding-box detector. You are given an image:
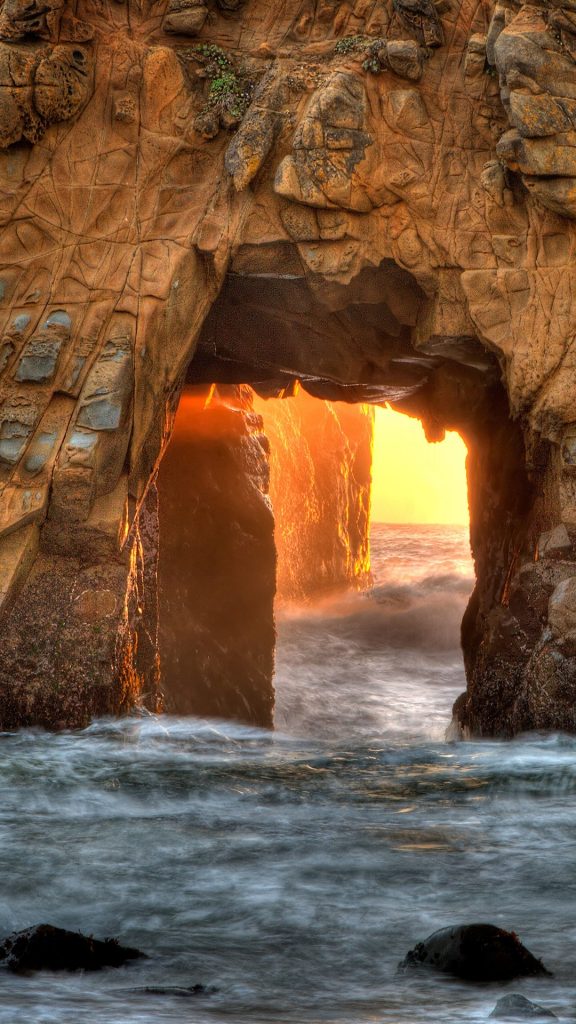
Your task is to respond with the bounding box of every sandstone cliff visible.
[0,0,575,733]
[254,389,373,602]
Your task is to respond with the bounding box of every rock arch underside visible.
[1,0,576,736]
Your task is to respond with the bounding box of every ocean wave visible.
[279,573,474,652]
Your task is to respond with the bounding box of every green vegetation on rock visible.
[334,35,369,56]
[193,44,255,129]
[334,35,388,75]
[362,40,387,74]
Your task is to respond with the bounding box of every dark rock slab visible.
[399,924,551,982]
[0,924,146,973]
[490,994,557,1019]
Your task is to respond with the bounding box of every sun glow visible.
[372,406,469,525]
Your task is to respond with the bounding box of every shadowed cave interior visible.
[153,251,538,735]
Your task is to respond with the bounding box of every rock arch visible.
[0,0,575,733]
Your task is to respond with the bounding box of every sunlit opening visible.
[372,406,469,526]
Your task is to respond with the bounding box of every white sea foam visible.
[0,525,572,1024]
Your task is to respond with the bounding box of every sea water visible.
[0,524,574,1023]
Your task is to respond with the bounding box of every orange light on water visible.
[372,406,469,525]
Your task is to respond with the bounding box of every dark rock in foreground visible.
[0,924,146,973]
[490,994,557,1019]
[399,924,551,982]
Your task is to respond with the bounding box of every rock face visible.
[157,385,276,726]
[399,924,550,982]
[253,389,373,602]
[0,482,161,730]
[0,0,575,732]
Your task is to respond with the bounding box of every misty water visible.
[0,524,574,1023]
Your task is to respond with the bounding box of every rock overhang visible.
[0,0,572,733]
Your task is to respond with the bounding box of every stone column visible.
[0,478,161,731]
[157,385,276,727]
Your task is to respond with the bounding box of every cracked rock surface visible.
[0,0,576,732]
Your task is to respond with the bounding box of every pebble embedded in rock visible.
[0,924,146,973]
[490,993,557,1019]
[398,924,551,982]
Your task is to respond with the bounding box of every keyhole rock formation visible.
[0,0,575,734]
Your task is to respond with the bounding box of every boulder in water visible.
[0,924,146,973]
[399,924,551,982]
[490,994,557,1019]
[144,985,219,997]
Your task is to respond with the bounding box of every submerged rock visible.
[490,994,557,1019]
[399,924,550,982]
[0,924,146,973]
[144,984,218,997]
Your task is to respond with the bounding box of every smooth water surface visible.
[0,525,574,1023]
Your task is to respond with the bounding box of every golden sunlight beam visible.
[372,406,469,525]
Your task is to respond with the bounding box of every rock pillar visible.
[157,385,276,727]
[0,481,161,730]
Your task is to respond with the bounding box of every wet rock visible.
[399,924,550,982]
[490,994,557,1019]
[0,924,146,973]
[144,984,218,997]
[539,525,572,560]
[548,577,576,640]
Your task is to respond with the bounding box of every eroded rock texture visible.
[0,0,575,732]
